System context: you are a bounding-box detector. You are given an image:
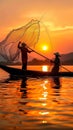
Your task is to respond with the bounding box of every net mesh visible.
[0,19,40,62]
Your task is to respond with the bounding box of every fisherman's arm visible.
[27,48,33,53]
[18,41,22,49]
[50,59,54,64]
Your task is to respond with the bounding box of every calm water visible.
[0,65,73,130]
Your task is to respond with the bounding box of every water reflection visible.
[19,77,28,114]
[0,74,73,129]
[20,77,27,98]
[51,77,61,102]
[52,77,61,89]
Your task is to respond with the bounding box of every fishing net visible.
[0,19,40,62]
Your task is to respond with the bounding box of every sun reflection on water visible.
[42,65,48,72]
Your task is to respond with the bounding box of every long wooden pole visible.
[28,46,71,72]
[29,48,51,61]
[61,66,71,72]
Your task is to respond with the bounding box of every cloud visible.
[50,26,73,32]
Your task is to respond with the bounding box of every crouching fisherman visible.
[18,41,33,71]
[51,52,61,74]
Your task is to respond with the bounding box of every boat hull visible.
[0,64,73,78]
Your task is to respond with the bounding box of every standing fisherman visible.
[51,52,61,74]
[18,41,32,71]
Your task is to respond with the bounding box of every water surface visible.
[0,65,73,130]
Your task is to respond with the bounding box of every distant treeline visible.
[0,52,73,65]
[0,58,73,65]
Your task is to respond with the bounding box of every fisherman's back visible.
[51,52,61,73]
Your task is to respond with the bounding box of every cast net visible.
[0,19,40,62]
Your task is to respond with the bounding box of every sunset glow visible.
[0,1,73,130]
[0,0,73,57]
[42,45,48,51]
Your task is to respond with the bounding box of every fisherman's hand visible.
[30,50,33,53]
[50,60,53,63]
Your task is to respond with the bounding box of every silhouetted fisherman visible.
[18,41,32,71]
[51,52,61,74]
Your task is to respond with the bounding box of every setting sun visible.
[42,45,48,51]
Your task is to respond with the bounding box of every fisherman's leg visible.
[51,66,55,73]
[22,63,27,71]
[56,67,59,73]
[51,66,59,73]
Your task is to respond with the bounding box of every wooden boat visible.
[0,64,73,78]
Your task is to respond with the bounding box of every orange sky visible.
[0,0,73,58]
